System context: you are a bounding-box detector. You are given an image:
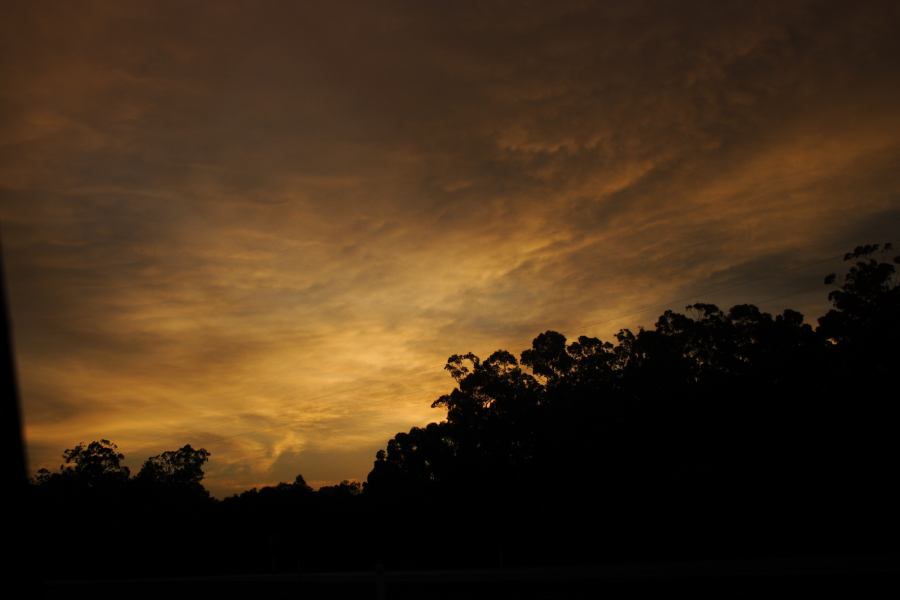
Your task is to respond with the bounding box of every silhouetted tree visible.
[819,243,898,350]
[136,444,211,488]
[60,439,130,485]
[365,243,899,564]
[318,479,362,499]
[815,242,899,493]
[132,444,213,511]
[26,243,900,578]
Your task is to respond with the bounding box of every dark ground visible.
[40,555,900,599]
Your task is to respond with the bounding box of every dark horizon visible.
[23,243,900,589]
[26,242,899,499]
[22,242,900,500]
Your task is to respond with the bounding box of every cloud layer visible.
[3,0,899,496]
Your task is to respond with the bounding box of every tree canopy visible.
[366,244,899,522]
[28,243,900,577]
[136,444,211,489]
[59,439,130,484]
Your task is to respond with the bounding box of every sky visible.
[2,0,899,497]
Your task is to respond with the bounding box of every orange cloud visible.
[3,0,899,496]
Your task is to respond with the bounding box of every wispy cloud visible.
[3,0,899,496]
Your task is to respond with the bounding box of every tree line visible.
[28,243,900,577]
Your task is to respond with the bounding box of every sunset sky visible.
[2,0,899,497]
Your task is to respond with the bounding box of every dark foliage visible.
[28,244,900,578]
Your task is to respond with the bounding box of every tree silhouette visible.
[136,444,211,489]
[318,479,362,499]
[131,444,213,510]
[364,242,899,564]
[816,243,899,497]
[60,439,130,485]
[26,243,900,578]
[819,243,898,349]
